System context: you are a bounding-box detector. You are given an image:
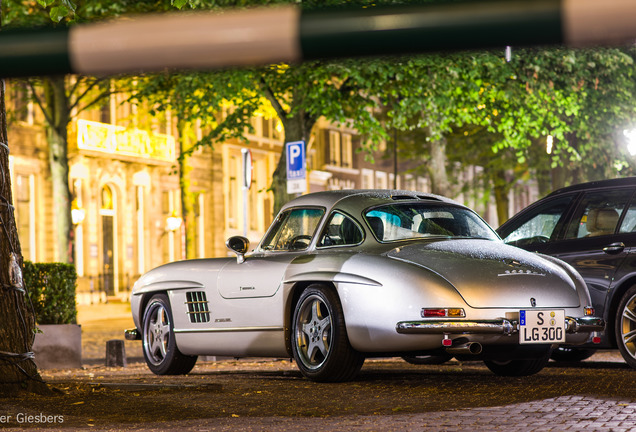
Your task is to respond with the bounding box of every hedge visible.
[23,261,77,325]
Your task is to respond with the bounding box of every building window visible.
[361,169,374,189]
[417,177,429,193]
[100,185,117,295]
[249,179,259,232]
[329,131,341,166]
[12,83,33,124]
[195,193,205,258]
[72,178,85,276]
[136,186,145,274]
[341,134,353,168]
[375,172,388,189]
[228,155,238,229]
[161,190,180,263]
[14,174,35,261]
[262,117,271,139]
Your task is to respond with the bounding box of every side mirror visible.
[226,236,250,264]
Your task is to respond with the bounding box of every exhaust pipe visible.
[446,342,482,355]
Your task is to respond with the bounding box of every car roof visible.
[547,177,636,197]
[281,189,460,215]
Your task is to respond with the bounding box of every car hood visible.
[387,239,580,308]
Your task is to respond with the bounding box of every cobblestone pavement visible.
[23,302,627,431]
[145,396,636,432]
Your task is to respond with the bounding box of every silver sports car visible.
[126,190,604,382]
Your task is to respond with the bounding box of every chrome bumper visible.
[124,328,141,341]
[396,316,605,335]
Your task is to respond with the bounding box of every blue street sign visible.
[286,141,306,193]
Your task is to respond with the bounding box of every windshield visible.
[364,203,499,242]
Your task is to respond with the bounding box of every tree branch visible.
[68,76,110,114]
[259,77,287,123]
[26,80,55,128]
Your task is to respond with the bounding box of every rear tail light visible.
[421,308,465,318]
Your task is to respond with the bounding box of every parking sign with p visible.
[286,141,306,194]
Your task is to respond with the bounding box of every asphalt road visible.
[2,353,635,431]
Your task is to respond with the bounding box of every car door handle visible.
[603,242,625,254]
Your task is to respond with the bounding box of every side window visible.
[318,212,363,247]
[620,200,636,233]
[261,207,325,251]
[501,195,573,246]
[564,189,632,239]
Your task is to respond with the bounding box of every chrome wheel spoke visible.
[622,329,636,346]
[296,295,332,367]
[620,296,636,359]
[146,304,170,363]
[623,306,636,325]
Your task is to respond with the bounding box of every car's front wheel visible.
[292,284,364,382]
[483,347,552,376]
[142,293,197,375]
[615,285,636,369]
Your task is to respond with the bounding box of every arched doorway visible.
[100,185,116,295]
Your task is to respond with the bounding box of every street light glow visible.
[624,129,636,156]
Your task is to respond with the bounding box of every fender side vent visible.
[185,291,210,323]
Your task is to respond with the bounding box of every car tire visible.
[402,353,453,365]
[292,284,364,382]
[142,293,197,375]
[615,285,636,369]
[550,347,597,362]
[483,347,552,377]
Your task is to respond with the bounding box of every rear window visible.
[364,203,498,242]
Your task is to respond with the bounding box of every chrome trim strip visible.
[396,319,515,335]
[174,326,284,334]
[396,316,606,336]
[565,316,605,333]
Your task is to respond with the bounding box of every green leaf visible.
[49,5,70,22]
[171,0,189,9]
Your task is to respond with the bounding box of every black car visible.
[497,177,636,368]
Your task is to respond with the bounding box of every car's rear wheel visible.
[615,285,636,369]
[483,347,551,376]
[550,346,597,362]
[292,284,364,382]
[402,353,453,365]
[142,293,197,375]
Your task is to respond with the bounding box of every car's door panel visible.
[217,255,290,299]
[550,235,628,319]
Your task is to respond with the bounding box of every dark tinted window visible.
[500,195,573,247]
[318,212,363,247]
[564,189,632,239]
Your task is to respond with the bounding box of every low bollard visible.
[105,339,127,367]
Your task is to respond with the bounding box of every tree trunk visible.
[492,169,511,225]
[44,77,73,263]
[0,73,49,393]
[551,166,568,191]
[426,126,450,196]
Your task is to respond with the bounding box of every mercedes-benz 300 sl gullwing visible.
[126,190,604,382]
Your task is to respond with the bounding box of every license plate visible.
[519,310,566,344]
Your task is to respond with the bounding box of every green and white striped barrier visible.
[1,0,635,77]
